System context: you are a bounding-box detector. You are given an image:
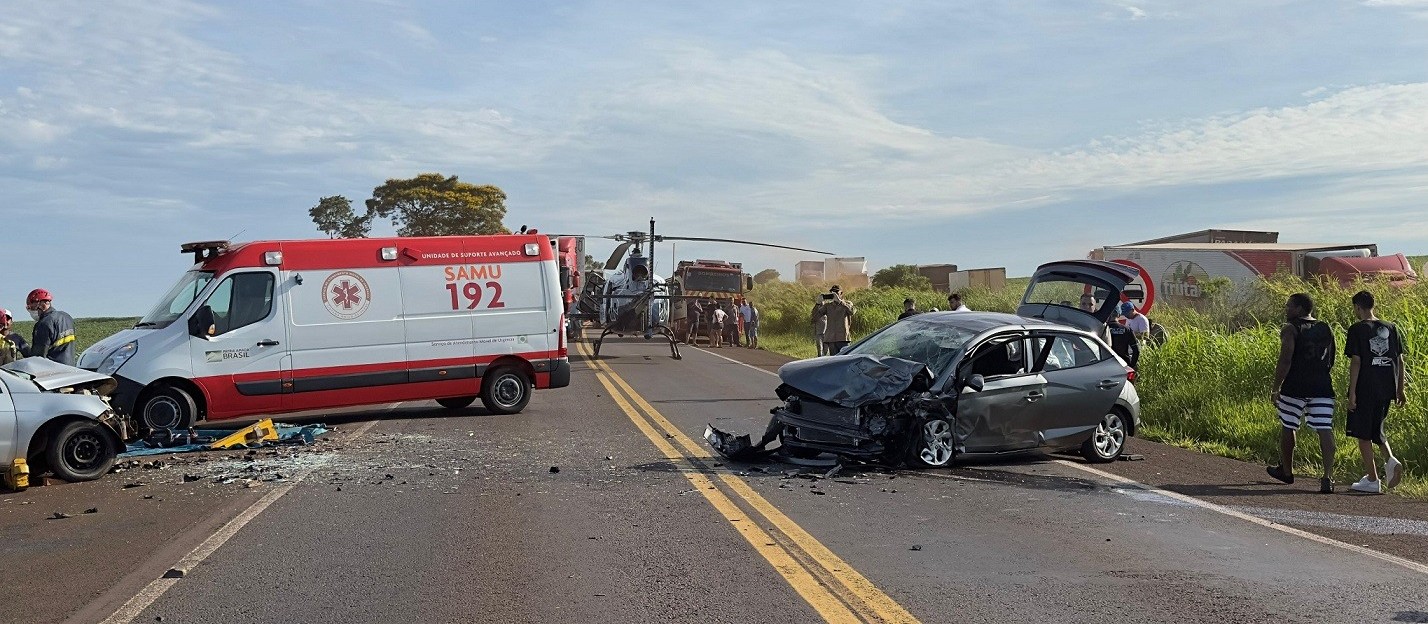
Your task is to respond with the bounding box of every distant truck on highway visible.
[667,259,754,344]
[1096,241,1418,312]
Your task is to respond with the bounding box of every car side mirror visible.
[189,305,215,338]
[963,374,985,393]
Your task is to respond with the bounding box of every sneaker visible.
[1350,476,1383,494]
[1266,465,1294,484]
[1320,477,1334,494]
[1385,458,1404,490]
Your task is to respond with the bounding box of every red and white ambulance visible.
[78,235,570,430]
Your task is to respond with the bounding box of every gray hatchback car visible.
[708,260,1142,467]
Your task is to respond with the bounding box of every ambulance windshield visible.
[138,271,216,329]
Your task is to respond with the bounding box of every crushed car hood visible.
[777,355,932,407]
[2,357,118,396]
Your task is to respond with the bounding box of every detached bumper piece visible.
[705,421,781,461]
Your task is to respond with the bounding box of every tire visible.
[46,420,118,482]
[908,418,956,468]
[140,385,198,432]
[437,396,477,410]
[1081,410,1128,463]
[480,367,531,415]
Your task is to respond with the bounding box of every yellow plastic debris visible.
[210,418,279,450]
[3,458,30,491]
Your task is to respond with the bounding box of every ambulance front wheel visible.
[481,368,531,415]
[141,385,198,432]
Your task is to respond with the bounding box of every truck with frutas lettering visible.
[77,235,570,431]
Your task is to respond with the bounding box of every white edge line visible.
[100,418,384,624]
[680,346,1428,576]
[689,345,781,378]
[1056,459,1428,576]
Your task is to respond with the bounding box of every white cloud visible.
[394,20,437,46]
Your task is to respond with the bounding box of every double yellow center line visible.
[577,343,920,624]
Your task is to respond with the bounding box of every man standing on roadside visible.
[1345,291,1407,493]
[740,299,759,349]
[711,304,727,348]
[1107,314,1139,372]
[1266,293,1337,494]
[811,294,829,356]
[25,289,77,366]
[1122,302,1151,341]
[947,292,970,312]
[814,285,855,356]
[898,298,920,320]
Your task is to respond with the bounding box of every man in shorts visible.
[1267,293,1337,493]
[1345,291,1408,493]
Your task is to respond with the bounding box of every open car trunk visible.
[1017,260,1138,333]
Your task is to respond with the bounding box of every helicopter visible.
[570,219,829,360]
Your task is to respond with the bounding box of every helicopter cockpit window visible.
[631,265,649,281]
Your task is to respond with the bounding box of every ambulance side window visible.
[205,272,275,336]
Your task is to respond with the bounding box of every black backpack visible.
[1293,320,1335,373]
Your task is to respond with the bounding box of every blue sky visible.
[3,0,1427,316]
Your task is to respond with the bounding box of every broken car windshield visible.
[844,318,977,376]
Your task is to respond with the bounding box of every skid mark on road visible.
[580,343,919,624]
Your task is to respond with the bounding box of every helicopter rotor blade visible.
[604,241,633,271]
[657,236,831,255]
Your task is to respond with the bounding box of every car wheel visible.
[141,385,198,432]
[46,420,118,482]
[480,367,531,415]
[1081,410,1128,463]
[437,396,477,410]
[909,418,956,468]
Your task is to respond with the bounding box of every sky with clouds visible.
[2,0,1427,316]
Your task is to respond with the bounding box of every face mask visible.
[29,309,41,321]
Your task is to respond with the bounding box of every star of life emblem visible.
[322,270,372,320]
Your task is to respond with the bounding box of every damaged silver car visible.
[2,358,127,485]
[708,261,1142,467]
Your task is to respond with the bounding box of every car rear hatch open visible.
[1017,260,1137,333]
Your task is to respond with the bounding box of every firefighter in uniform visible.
[24,289,77,366]
[0,308,23,365]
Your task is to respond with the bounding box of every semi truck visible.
[1095,242,1418,313]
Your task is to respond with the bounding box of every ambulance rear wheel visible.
[141,385,198,432]
[437,396,476,410]
[481,368,531,415]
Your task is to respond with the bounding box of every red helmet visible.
[26,289,53,306]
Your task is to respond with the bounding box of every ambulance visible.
[78,235,571,431]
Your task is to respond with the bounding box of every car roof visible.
[906,311,1087,335]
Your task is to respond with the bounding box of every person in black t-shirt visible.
[1107,314,1139,373]
[1267,293,1337,493]
[898,298,920,320]
[1344,291,1408,493]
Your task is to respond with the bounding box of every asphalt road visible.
[3,338,1428,623]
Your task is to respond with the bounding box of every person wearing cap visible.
[947,292,970,313]
[812,285,855,356]
[1122,302,1150,340]
[24,289,77,366]
[1106,312,1140,372]
[0,309,23,365]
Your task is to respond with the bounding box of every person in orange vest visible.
[24,289,77,366]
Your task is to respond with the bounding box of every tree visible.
[583,254,603,273]
[753,268,781,284]
[309,173,508,238]
[309,196,368,239]
[871,264,932,290]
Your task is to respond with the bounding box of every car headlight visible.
[97,342,137,375]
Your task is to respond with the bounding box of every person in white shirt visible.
[947,292,971,312]
[711,306,728,348]
[740,300,759,349]
[1122,302,1150,339]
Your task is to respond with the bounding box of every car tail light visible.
[558,314,567,358]
[1125,366,1137,383]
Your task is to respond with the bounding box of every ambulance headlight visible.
[97,342,137,375]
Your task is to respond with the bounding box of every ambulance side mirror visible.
[189,305,215,338]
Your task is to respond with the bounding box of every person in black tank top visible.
[1267,293,1337,493]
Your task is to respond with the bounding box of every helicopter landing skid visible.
[591,324,683,360]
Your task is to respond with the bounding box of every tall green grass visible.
[751,278,1428,496]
